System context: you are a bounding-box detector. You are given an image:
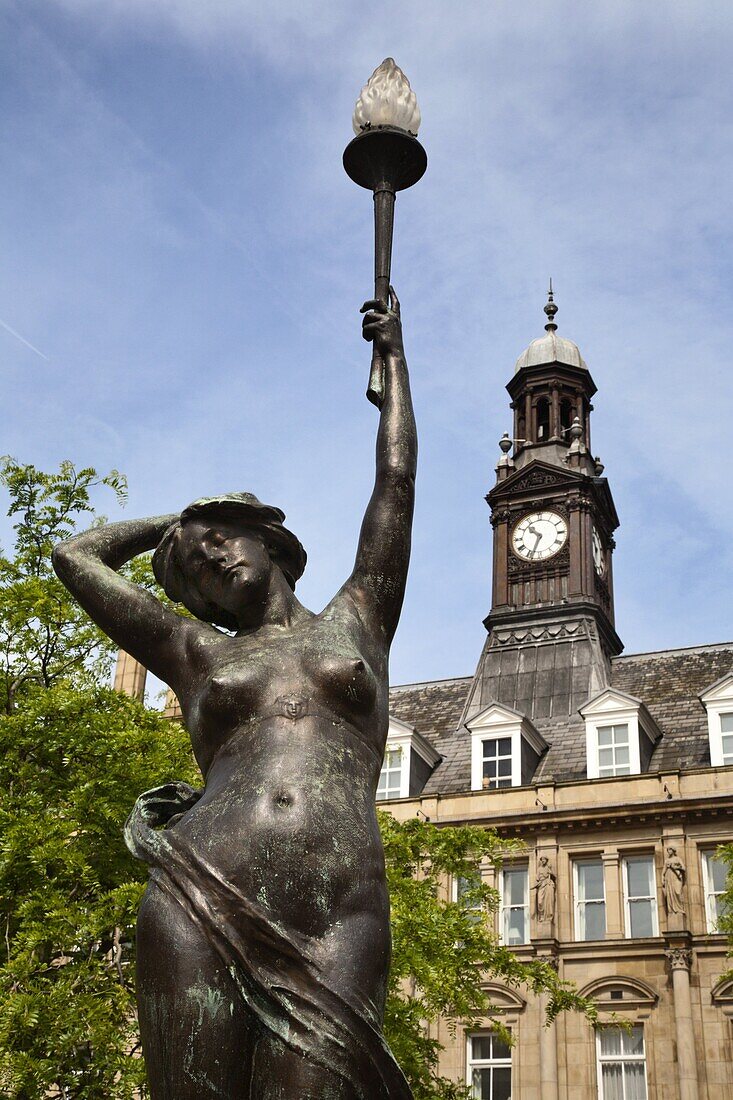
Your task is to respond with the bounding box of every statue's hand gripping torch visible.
[343,59,427,407]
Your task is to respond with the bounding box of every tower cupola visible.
[508,284,596,474]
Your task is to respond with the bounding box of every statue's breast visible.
[188,613,382,755]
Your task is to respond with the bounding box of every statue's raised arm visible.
[340,287,417,645]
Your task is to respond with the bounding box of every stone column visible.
[539,988,559,1098]
[113,649,147,700]
[602,849,623,938]
[665,940,699,1100]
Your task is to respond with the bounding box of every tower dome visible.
[514,283,587,372]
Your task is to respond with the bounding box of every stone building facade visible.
[376,293,733,1099]
[114,293,733,1098]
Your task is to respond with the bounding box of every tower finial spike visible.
[544,278,558,332]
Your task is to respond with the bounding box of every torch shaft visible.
[367,185,396,407]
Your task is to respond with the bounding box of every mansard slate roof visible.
[387,642,733,795]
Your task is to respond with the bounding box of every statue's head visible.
[667,846,676,856]
[152,493,307,631]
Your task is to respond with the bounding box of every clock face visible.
[512,511,568,562]
[592,526,605,575]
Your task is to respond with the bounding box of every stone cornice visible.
[394,784,733,835]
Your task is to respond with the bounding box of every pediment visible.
[580,975,658,1009]
[489,460,581,501]
[386,715,441,767]
[387,716,416,739]
[700,672,733,706]
[466,702,547,756]
[580,687,662,743]
[580,687,643,717]
[480,982,527,1012]
[466,701,527,730]
[712,977,733,1016]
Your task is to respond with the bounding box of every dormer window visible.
[481,737,513,789]
[597,723,630,777]
[580,689,661,780]
[722,713,733,764]
[468,703,547,792]
[377,717,441,802]
[378,746,404,800]
[700,673,733,768]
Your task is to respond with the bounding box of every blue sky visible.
[1,0,732,690]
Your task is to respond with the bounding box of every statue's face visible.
[178,518,273,623]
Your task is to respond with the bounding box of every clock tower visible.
[462,288,622,728]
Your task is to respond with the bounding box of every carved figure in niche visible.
[52,291,415,1099]
[534,854,556,922]
[662,845,686,914]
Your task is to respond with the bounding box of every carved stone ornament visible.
[505,468,568,494]
[662,846,686,915]
[533,854,556,922]
[490,507,512,528]
[489,620,587,647]
[566,495,593,513]
[665,946,693,972]
[508,544,569,575]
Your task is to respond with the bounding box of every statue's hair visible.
[152,493,307,632]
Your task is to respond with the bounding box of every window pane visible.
[600,1027,623,1056]
[612,724,629,745]
[622,1026,645,1056]
[584,901,606,940]
[484,760,498,777]
[722,734,733,759]
[706,853,727,893]
[629,899,654,937]
[505,907,526,944]
[385,748,401,768]
[615,745,630,766]
[599,748,614,767]
[493,1067,512,1100]
[624,1062,647,1099]
[578,861,604,901]
[471,1036,492,1060]
[627,857,653,897]
[491,1034,511,1060]
[482,740,497,759]
[498,738,512,755]
[506,869,526,905]
[598,726,613,746]
[601,1063,624,1100]
[497,757,512,777]
[721,713,733,733]
[471,1068,491,1099]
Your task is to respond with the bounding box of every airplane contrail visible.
[0,318,49,361]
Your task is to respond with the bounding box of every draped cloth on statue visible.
[125,782,412,1100]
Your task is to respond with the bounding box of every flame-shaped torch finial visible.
[352,58,421,136]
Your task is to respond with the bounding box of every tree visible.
[0,459,127,713]
[382,812,594,1100]
[0,459,199,1098]
[0,685,198,1098]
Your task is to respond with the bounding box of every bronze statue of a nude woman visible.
[52,291,416,1099]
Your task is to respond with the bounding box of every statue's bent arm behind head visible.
[52,514,205,696]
